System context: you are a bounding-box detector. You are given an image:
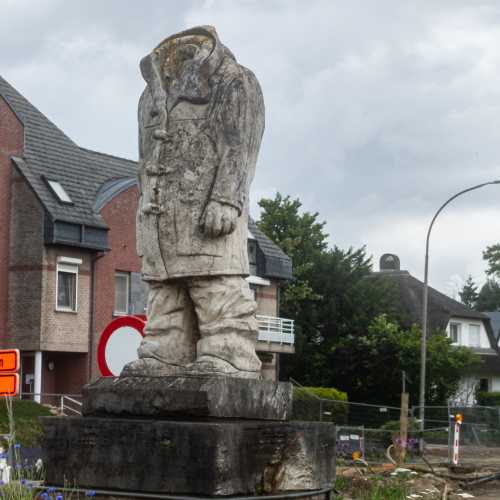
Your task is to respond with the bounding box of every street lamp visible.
[419,180,500,433]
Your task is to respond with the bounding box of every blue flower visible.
[13,443,21,449]
[41,493,49,500]
[47,487,56,493]
[85,490,96,497]
[56,495,64,500]
[15,463,22,469]
[20,479,27,485]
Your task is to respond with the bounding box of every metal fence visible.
[411,404,500,465]
[256,315,295,344]
[290,380,409,462]
[290,381,500,465]
[19,393,82,416]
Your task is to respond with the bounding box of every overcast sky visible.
[3,0,500,295]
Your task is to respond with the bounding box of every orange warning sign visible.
[0,374,19,396]
[0,350,19,373]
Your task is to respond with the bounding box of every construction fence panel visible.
[412,404,500,465]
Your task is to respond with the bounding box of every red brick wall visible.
[42,352,88,395]
[0,97,24,343]
[7,169,45,351]
[91,185,141,379]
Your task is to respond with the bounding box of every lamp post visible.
[419,180,500,433]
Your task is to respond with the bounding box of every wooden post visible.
[399,392,409,464]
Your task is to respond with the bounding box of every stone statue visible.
[122,26,265,379]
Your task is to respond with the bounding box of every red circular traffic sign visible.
[97,316,146,377]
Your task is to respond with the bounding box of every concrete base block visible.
[41,416,335,496]
[82,375,293,421]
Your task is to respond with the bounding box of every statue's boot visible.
[184,355,261,379]
[121,281,199,377]
[120,333,194,377]
[121,357,185,377]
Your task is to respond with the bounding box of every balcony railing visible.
[257,315,295,345]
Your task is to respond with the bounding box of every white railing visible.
[60,395,83,416]
[257,315,295,345]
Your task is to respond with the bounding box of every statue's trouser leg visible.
[138,281,197,367]
[187,276,262,374]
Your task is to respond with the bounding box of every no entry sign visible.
[97,316,145,377]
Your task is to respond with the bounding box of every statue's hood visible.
[140,25,229,87]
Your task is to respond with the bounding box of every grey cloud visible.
[3,0,500,291]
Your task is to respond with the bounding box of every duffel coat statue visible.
[122,26,265,378]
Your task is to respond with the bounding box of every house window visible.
[469,324,480,347]
[56,263,78,312]
[449,322,461,344]
[114,272,130,315]
[248,238,257,276]
[479,378,490,393]
[44,177,73,204]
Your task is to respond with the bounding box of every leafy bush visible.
[293,386,348,423]
[476,391,500,407]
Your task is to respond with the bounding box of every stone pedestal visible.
[82,376,293,420]
[41,376,336,496]
[41,416,335,496]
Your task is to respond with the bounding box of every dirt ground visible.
[337,463,500,499]
[469,481,500,499]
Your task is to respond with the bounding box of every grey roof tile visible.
[0,75,292,278]
[370,270,498,350]
[0,75,136,228]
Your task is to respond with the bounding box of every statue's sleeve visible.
[209,78,250,214]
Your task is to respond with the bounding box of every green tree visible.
[287,247,403,386]
[483,244,500,278]
[257,193,329,380]
[257,193,401,385]
[459,275,479,309]
[257,193,328,313]
[257,192,477,405]
[330,315,479,405]
[476,279,500,311]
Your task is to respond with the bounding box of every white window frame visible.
[114,271,130,316]
[55,262,79,313]
[449,322,461,345]
[469,323,481,348]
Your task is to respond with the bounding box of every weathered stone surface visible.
[125,25,266,379]
[82,376,293,421]
[41,417,335,496]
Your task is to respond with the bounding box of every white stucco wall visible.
[446,317,490,349]
[454,374,500,406]
[491,376,500,392]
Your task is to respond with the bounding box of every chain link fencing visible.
[411,404,500,466]
[290,381,500,465]
[290,380,411,463]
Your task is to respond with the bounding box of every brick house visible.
[0,75,294,399]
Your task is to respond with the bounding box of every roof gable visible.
[0,76,136,229]
[370,270,497,350]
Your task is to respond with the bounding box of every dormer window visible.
[43,177,73,204]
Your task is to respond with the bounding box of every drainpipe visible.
[34,351,42,403]
[88,252,106,383]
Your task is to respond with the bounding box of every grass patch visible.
[0,399,51,448]
[334,475,409,500]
